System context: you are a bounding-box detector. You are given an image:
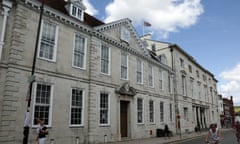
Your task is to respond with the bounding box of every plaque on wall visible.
[120,26,130,43]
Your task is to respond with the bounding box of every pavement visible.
[105,128,231,144]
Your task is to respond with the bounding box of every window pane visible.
[159,69,163,90]
[137,98,143,123]
[34,83,51,125]
[137,60,142,83]
[148,65,153,86]
[72,6,77,16]
[77,9,82,18]
[74,34,85,68]
[71,89,83,125]
[100,93,109,124]
[40,21,56,60]
[101,45,109,74]
[121,52,128,79]
[149,100,154,122]
[160,102,164,122]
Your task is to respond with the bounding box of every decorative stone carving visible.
[115,82,136,96]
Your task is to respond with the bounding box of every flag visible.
[144,21,151,27]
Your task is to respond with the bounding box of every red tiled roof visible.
[38,0,104,27]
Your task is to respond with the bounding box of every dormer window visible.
[65,0,86,21]
[71,4,83,20]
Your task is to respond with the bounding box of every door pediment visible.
[115,82,136,96]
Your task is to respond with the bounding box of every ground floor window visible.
[33,83,52,126]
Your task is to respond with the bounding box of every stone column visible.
[0,0,12,60]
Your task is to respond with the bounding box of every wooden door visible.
[120,101,128,137]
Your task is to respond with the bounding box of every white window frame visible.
[160,101,164,122]
[69,88,85,127]
[136,59,143,84]
[32,82,53,127]
[100,44,111,75]
[99,92,110,126]
[149,100,154,123]
[70,4,84,21]
[38,20,58,62]
[190,79,194,98]
[159,69,163,90]
[72,33,87,69]
[120,51,128,80]
[137,98,144,124]
[148,64,154,87]
[169,103,173,121]
[184,107,188,121]
[168,73,173,93]
[182,75,186,96]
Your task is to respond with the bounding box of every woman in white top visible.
[36,118,48,144]
[205,123,221,144]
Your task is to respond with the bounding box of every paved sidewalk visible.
[105,128,231,144]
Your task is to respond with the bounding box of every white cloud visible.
[104,0,204,38]
[219,64,240,105]
[83,0,98,16]
[220,64,240,81]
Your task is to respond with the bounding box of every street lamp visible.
[23,0,45,144]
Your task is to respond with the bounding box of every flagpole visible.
[23,0,44,144]
[142,23,145,36]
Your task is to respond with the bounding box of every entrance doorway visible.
[120,101,129,138]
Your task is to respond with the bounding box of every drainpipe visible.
[0,0,12,60]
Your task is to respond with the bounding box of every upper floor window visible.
[198,82,201,99]
[148,64,154,87]
[190,79,194,98]
[159,69,163,90]
[180,58,184,68]
[101,45,110,75]
[196,70,200,78]
[121,51,128,80]
[188,65,192,73]
[168,73,173,93]
[70,4,83,20]
[73,34,86,69]
[204,86,208,101]
[33,83,53,126]
[136,59,143,84]
[38,20,58,61]
[181,75,186,96]
[203,75,207,81]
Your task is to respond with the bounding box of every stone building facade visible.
[141,34,220,133]
[0,0,175,143]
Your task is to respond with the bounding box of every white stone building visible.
[0,0,175,143]
[141,34,220,133]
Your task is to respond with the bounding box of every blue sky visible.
[83,0,240,105]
